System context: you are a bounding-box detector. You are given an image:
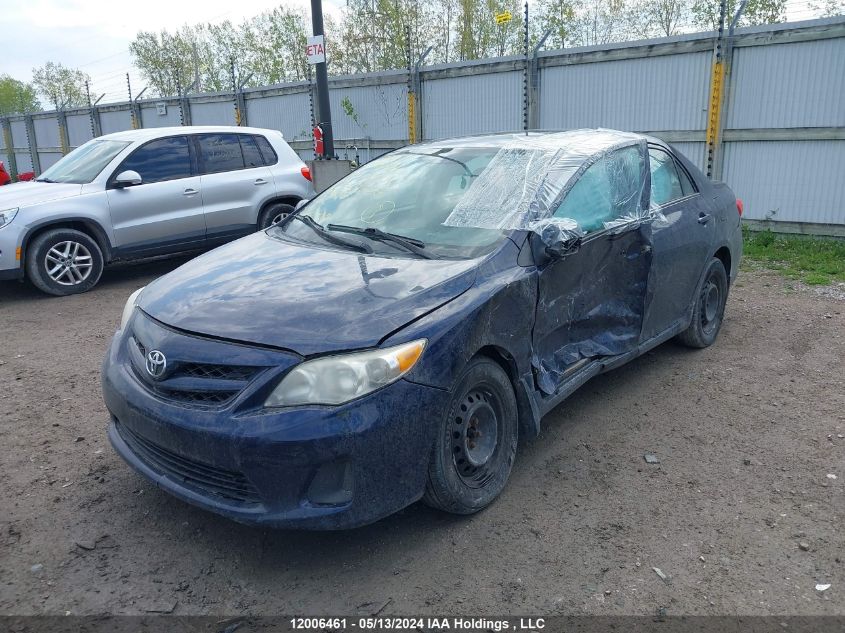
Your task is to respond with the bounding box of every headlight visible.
[120,287,145,330]
[265,339,427,407]
[0,207,18,229]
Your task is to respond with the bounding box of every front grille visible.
[133,338,260,408]
[116,421,262,506]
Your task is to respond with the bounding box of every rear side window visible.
[239,135,264,168]
[649,147,684,206]
[254,135,278,165]
[676,160,696,196]
[198,134,245,174]
[117,136,191,184]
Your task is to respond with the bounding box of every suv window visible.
[116,136,191,184]
[240,135,264,168]
[254,135,278,165]
[198,134,245,173]
[554,145,645,233]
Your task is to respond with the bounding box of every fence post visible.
[56,109,70,155]
[23,114,40,175]
[705,0,728,179]
[528,30,552,130]
[712,0,748,181]
[1,118,19,180]
[522,2,530,133]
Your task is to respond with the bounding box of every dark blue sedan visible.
[102,130,743,529]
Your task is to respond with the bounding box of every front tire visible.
[258,203,296,229]
[26,228,104,296]
[677,257,728,348]
[423,357,518,515]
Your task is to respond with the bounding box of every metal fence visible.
[2,16,843,235]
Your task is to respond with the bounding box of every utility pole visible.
[311,0,335,159]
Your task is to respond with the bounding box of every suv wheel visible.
[259,203,296,229]
[26,228,104,296]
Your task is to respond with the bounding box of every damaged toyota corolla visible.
[102,129,742,529]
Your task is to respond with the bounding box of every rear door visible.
[532,145,653,395]
[106,135,205,253]
[196,133,275,241]
[640,145,714,340]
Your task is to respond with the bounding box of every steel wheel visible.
[45,241,94,286]
[700,275,722,335]
[677,257,728,349]
[451,388,503,488]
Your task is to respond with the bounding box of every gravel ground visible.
[0,258,843,617]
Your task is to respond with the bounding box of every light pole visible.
[311,0,335,159]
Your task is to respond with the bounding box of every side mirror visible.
[529,222,582,264]
[113,170,142,188]
[294,199,310,211]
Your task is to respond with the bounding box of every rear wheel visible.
[26,228,104,296]
[423,357,518,515]
[677,257,728,348]
[258,203,296,229]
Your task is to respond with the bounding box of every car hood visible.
[0,181,83,208]
[139,232,479,355]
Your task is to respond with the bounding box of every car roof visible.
[416,129,668,151]
[97,126,282,143]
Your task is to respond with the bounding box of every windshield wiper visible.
[326,224,435,259]
[35,177,57,183]
[281,214,373,254]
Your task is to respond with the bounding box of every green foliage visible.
[0,75,40,115]
[743,230,845,286]
[31,62,90,109]
[690,0,787,30]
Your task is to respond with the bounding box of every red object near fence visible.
[0,162,10,186]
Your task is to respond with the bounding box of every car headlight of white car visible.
[120,287,146,330]
[0,207,18,229]
[265,339,427,407]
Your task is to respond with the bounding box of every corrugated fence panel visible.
[723,140,845,224]
[246,92,311,140]
[669,141,707,172]
[38,152,63,171]
[100,109,132,135]
[329,83,408,140]
[67,114,93,147]
[15,152,33,173]
[191,100,235,126]
[727,38,845,129]
[140,104,182,128]
[11,120,28,148]
[33,116,59,148]
[422,71,523,139]
[540,52,711,131]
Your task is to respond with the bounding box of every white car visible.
[0,126,315,295]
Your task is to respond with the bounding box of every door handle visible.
[183,188,199,196]
[698,212,711,225]
[254,178,268,185]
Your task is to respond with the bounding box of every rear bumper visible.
[102,329,444,530]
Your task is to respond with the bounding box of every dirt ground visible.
[0,257,843,617]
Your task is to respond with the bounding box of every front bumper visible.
[0,223,24,279]
[101,320,444,530]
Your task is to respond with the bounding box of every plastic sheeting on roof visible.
[442,129,653,245]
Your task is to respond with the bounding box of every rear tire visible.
[258,203,296,229]
[26,228,104,296]
[677,257,728,348]
[423,357,518,515]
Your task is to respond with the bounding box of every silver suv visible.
[0,126,315,295]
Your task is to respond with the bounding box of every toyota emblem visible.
[145,349,167,379]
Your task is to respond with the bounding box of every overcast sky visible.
[4,0,344,103]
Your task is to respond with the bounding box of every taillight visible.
[736,198,743,216]
[301,166,312,182]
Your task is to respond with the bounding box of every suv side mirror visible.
[113,170,142,188]
[295,199,310,211]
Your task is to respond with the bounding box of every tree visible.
[567,0,637,46]
[31,62,90,109]
[646,0,689,36]
[691,0,786,30]
[0,75,40,115]
[809,0,845,16]
[536,0,578,49]
[129,28,196,97]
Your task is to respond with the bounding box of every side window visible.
[239,135,264,169]
[675,160,697,196]
[254,135,278,166]
[198,134,245,174]
[649,147,684,206]
[554,146,645,233]
[116,136,191,184]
